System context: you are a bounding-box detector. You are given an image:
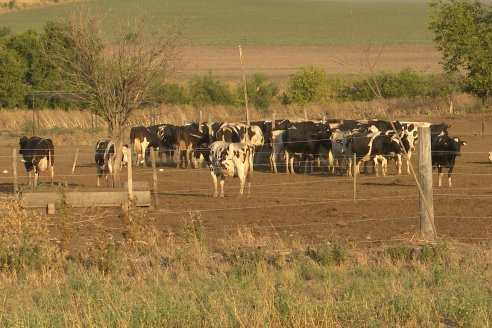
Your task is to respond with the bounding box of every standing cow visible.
[431,135,467,187]
[95,140,129,187]
[19,136,54,186]
[209,141,254,197]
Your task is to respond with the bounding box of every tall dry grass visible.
[0,198,491,327]
[0,94,477,134]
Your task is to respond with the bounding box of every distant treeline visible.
[0,26,458,111]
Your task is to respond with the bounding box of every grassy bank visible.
[0,197,490,327]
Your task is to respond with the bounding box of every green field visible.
[0,0,433,45]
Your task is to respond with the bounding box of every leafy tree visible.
[43,11,181,186]
[287,66,330,105]
[429,0,492,130]
[0,44,29,108]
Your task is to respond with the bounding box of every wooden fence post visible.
[304,109,308,121]
[127,148,133,200]
[418,127,436,240]
[150,148,158,210]
[71,149,79,174]
[13,148,18,194]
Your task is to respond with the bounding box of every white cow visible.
[209,141,254,197]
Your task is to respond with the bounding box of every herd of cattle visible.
[17,118,469,195]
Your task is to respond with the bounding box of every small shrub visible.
[287,66,330,105]
[156,83,189,105]
[237,73,279,110]
[188,72,236,106]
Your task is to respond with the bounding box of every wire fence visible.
[2,126,492,245]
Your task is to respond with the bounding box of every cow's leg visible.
[34,169,39,186]
[97,167,101,187]
[269,151,275,173]
[285,151,290,174]
[50,166,54,186]
[373,158,380,176]
[381,157,388,176]
[438,166,443,187]
[290,157,296,175]
[249,148,255,176]
[210,169,219,197]
[406,151,412,175]
[447,166,454,188]
[219,176,225,198]
[396,154,402,175]
[238,174,245,196]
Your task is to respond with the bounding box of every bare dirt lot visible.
[179,44,443,83]
[2,114,492,251]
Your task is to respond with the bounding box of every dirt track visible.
[2,114,492,251]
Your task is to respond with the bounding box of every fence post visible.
[150,148,158,210]
[127,148,133,200]
[71,149,79,174]
[304,109,308,121]
[418,127,436,240]
[13,148,18,194]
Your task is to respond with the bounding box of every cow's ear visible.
[461,141,467,146]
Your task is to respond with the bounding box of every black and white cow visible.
[95,140,129,187]
[175,123,210,169]
[371,133,409,176]
[431,135,467,187]
[282,125,331,174]
[209,141,254,197]
[156,124,177,166]
[130,125,162,167]
[19,136,54,186]
[328,130,352,176]
[347,131,407,177]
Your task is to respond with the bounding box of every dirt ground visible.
[178,44,443,83]
[2,114,491,251]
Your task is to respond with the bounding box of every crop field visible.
[1,0,432,45]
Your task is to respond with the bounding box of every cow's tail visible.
[48,150,54,185]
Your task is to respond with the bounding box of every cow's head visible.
[451,137,466,156]
[19,136,29,154]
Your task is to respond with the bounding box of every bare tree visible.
[44,9,182,186]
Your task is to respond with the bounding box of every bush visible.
[287,66,330,105]
[156,83,189,105]
[237,73,279,110]
[188,72,236,106]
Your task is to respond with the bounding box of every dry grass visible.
[0,201,491,326]
[0,94,478,145]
